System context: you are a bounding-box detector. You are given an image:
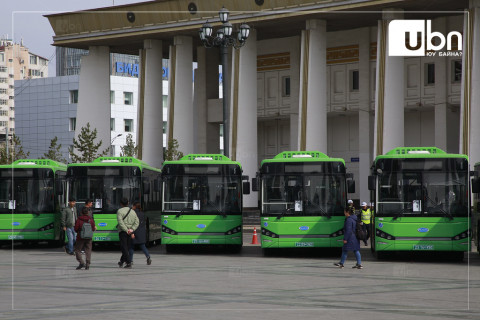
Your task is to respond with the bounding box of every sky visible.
[0,0,147,76]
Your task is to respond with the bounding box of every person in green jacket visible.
[61,197,77,255]
[117,197,139,269]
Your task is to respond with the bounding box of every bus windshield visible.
[70,174,141,214]
[0,170,55,214]
[377,171,468,217]
[163,174,242,215]
[262,174,346,217]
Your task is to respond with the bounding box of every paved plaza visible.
[0,236,479,320]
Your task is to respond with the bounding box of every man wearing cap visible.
[360,201,371,246]
[61,197,77,255]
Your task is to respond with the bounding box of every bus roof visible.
[68,156,161,172]
[260,151,346,166]
[0,159,67,171]
[375,147,468,162]
[162,154,242,168]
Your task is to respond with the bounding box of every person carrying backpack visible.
[73,206,96,270]
[128,201,152,266]
[334,207,363,269]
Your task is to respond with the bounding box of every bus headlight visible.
[451,229,471,240]
[38,223,54,231]
[261,228,279,238]
[330,228,344,237]
[225,226,242,235]
[376,229,395,240]
[162,225,177,235]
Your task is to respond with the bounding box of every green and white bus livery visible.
[368,147,471,259]
[253,151,355,250]
[0,159,67,246]
[161,154,250,251]
[67,157,162,244]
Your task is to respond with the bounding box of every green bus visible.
[471,162,480,253]
[66,157,162,244]
[161,154,250,252]
[252,151,355,251]
[368,147,471,259]
[0,159,67,246]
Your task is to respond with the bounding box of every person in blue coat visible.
[128,201,151,265]
[334,207,363,269]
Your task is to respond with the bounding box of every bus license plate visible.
[413,245,434,250]
[192,239,210,244]
[295,242,314,247]
[94,236,111,241]
[8,235,24,240]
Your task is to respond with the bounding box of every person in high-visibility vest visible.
[360,202,371,246]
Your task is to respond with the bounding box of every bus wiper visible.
[277,207,293,219]
[424,194,453,220]
[207,200,225,217]
[392,209,407,221]
[176,207,193,218]
[308,201,331,219]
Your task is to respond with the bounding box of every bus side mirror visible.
[55,181,63,196]
[143,182,151,194]
[472,177,480,194]
[347,180,355,193]
[252,178,259,192]
[153,180,160,192]
[243,182,250,195]
[368,176,376,191]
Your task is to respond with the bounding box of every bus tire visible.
[165,244,177,253]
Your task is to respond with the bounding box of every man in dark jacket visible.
[334,208,363,269]
[128,201,151,265]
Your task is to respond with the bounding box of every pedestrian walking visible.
[129,201,152,265]
[73,206,96,270]
[117,198,139,269]
[83,199,93,217]
[334,207,363,269]
[61,197,77,255]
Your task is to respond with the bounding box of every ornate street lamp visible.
[199,7,250,157]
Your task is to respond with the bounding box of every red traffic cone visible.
[251,227,259,245]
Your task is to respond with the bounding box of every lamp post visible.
[110,133,122,156]
[199,7,250,157]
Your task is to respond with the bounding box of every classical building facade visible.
[45,0,480,206]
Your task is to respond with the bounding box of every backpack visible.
[355,219,366,241]
[80,219,94,239]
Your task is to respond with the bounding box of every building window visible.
[0,99,8,105]
[124,119,133,132]
[0,110,8,116]
[110,118,115,131]
[70,90,78,104]
[163,122,167,134]
[452,60,462,83]
[124,92,133,105]
[425,63,435,85]
[0,121,7,127]
[282,76,291,97]
[0,66,7,72]
[0,78,7,83]
[0,53,4,62]
[110,91,115,104]
[69,118,76,131]
[350,70,359,91]
[0,88,7,94]
[29,55,37,65]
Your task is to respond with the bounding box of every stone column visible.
[231,29,258,207]
[358,28,371,204]
[167,36,193,155]
[433,18,448,151]
[76,46,110,153]
[138,39,163,168]
[298,19,327,152]
[193,46,220,154]
[374,9,404,156]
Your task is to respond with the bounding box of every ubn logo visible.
[388,20,462,56]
